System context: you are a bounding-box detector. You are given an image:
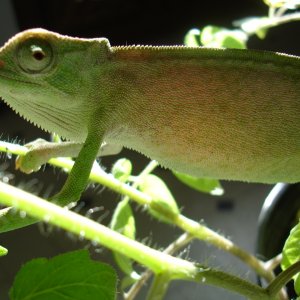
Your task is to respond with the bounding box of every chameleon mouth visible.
[0,73,41,86]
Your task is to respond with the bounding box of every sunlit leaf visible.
[139,174,179,223]
[173,171,224,196]
[184,29,201,47]
[0,245,7,256]
[200,26,222,45]
[111,158,132,182]
[282,221,300,295]
[200,25,247,49]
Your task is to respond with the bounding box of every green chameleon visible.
[0,28,299,232]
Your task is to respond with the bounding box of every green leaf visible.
[200,26,222,45]
[200,25,247,49]
[220,33,247,49]
[184,29,201,47]
[296,276,300,296]
[281,221,300,295]
[110,199,137,277]
[173,171,224,196]
[51,133,62,143]
[111,158,132,182]
[139,174,179,223]
[0,245,8,256]
[121,275,140,290]
[235,17,269,39]
[111,199,135,239]
[10,250,117,300]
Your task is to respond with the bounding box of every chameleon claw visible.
[15,153,41,174]
[15,139,48,174]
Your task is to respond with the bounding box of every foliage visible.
[10,250,116,300]
[282,221,300,295]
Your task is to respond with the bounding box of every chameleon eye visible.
[16,38,53,73]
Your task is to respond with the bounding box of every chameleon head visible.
[0,28,111,141]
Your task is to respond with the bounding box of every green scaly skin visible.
[0,28,299,232]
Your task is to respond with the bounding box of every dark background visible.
[0,0,299,299]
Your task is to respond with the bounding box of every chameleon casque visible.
[0,28,299,231]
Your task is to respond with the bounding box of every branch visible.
[267,261,300,298]
[125,233,194,300]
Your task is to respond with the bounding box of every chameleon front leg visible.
[16,139,122,174]
[0,127,105,233]
[50,129,105,206]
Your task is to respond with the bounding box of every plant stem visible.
[244,12,300,36]
[146,274,171,300]
[267,261,300,297]
[192,266,272,300]
[265,254,282,272]
[175,214,274,281]
[268,12,300,27]
[0,181,192,276]
[0,181,272,300]
[125,233,194,300]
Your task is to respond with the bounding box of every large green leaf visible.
[281,221,300,295]
[10,250,117,300]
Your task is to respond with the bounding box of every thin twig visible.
[265,254,283,272]
[124,233,194,300]
[253,12,300,35]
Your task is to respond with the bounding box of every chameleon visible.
[0,28,299,232]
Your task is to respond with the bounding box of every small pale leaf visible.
[173,171,224,196]
[200,25,247,49]
[184,29,201,47]
[200,26,222,45]
[110,199,136,276]
[111,158,132,182]
[139,174,179,223]
[0,245,8,256]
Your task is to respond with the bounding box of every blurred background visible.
[0,0,299,299]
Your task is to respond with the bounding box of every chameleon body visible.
[0,28,299,182]
[0,28,300,231]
